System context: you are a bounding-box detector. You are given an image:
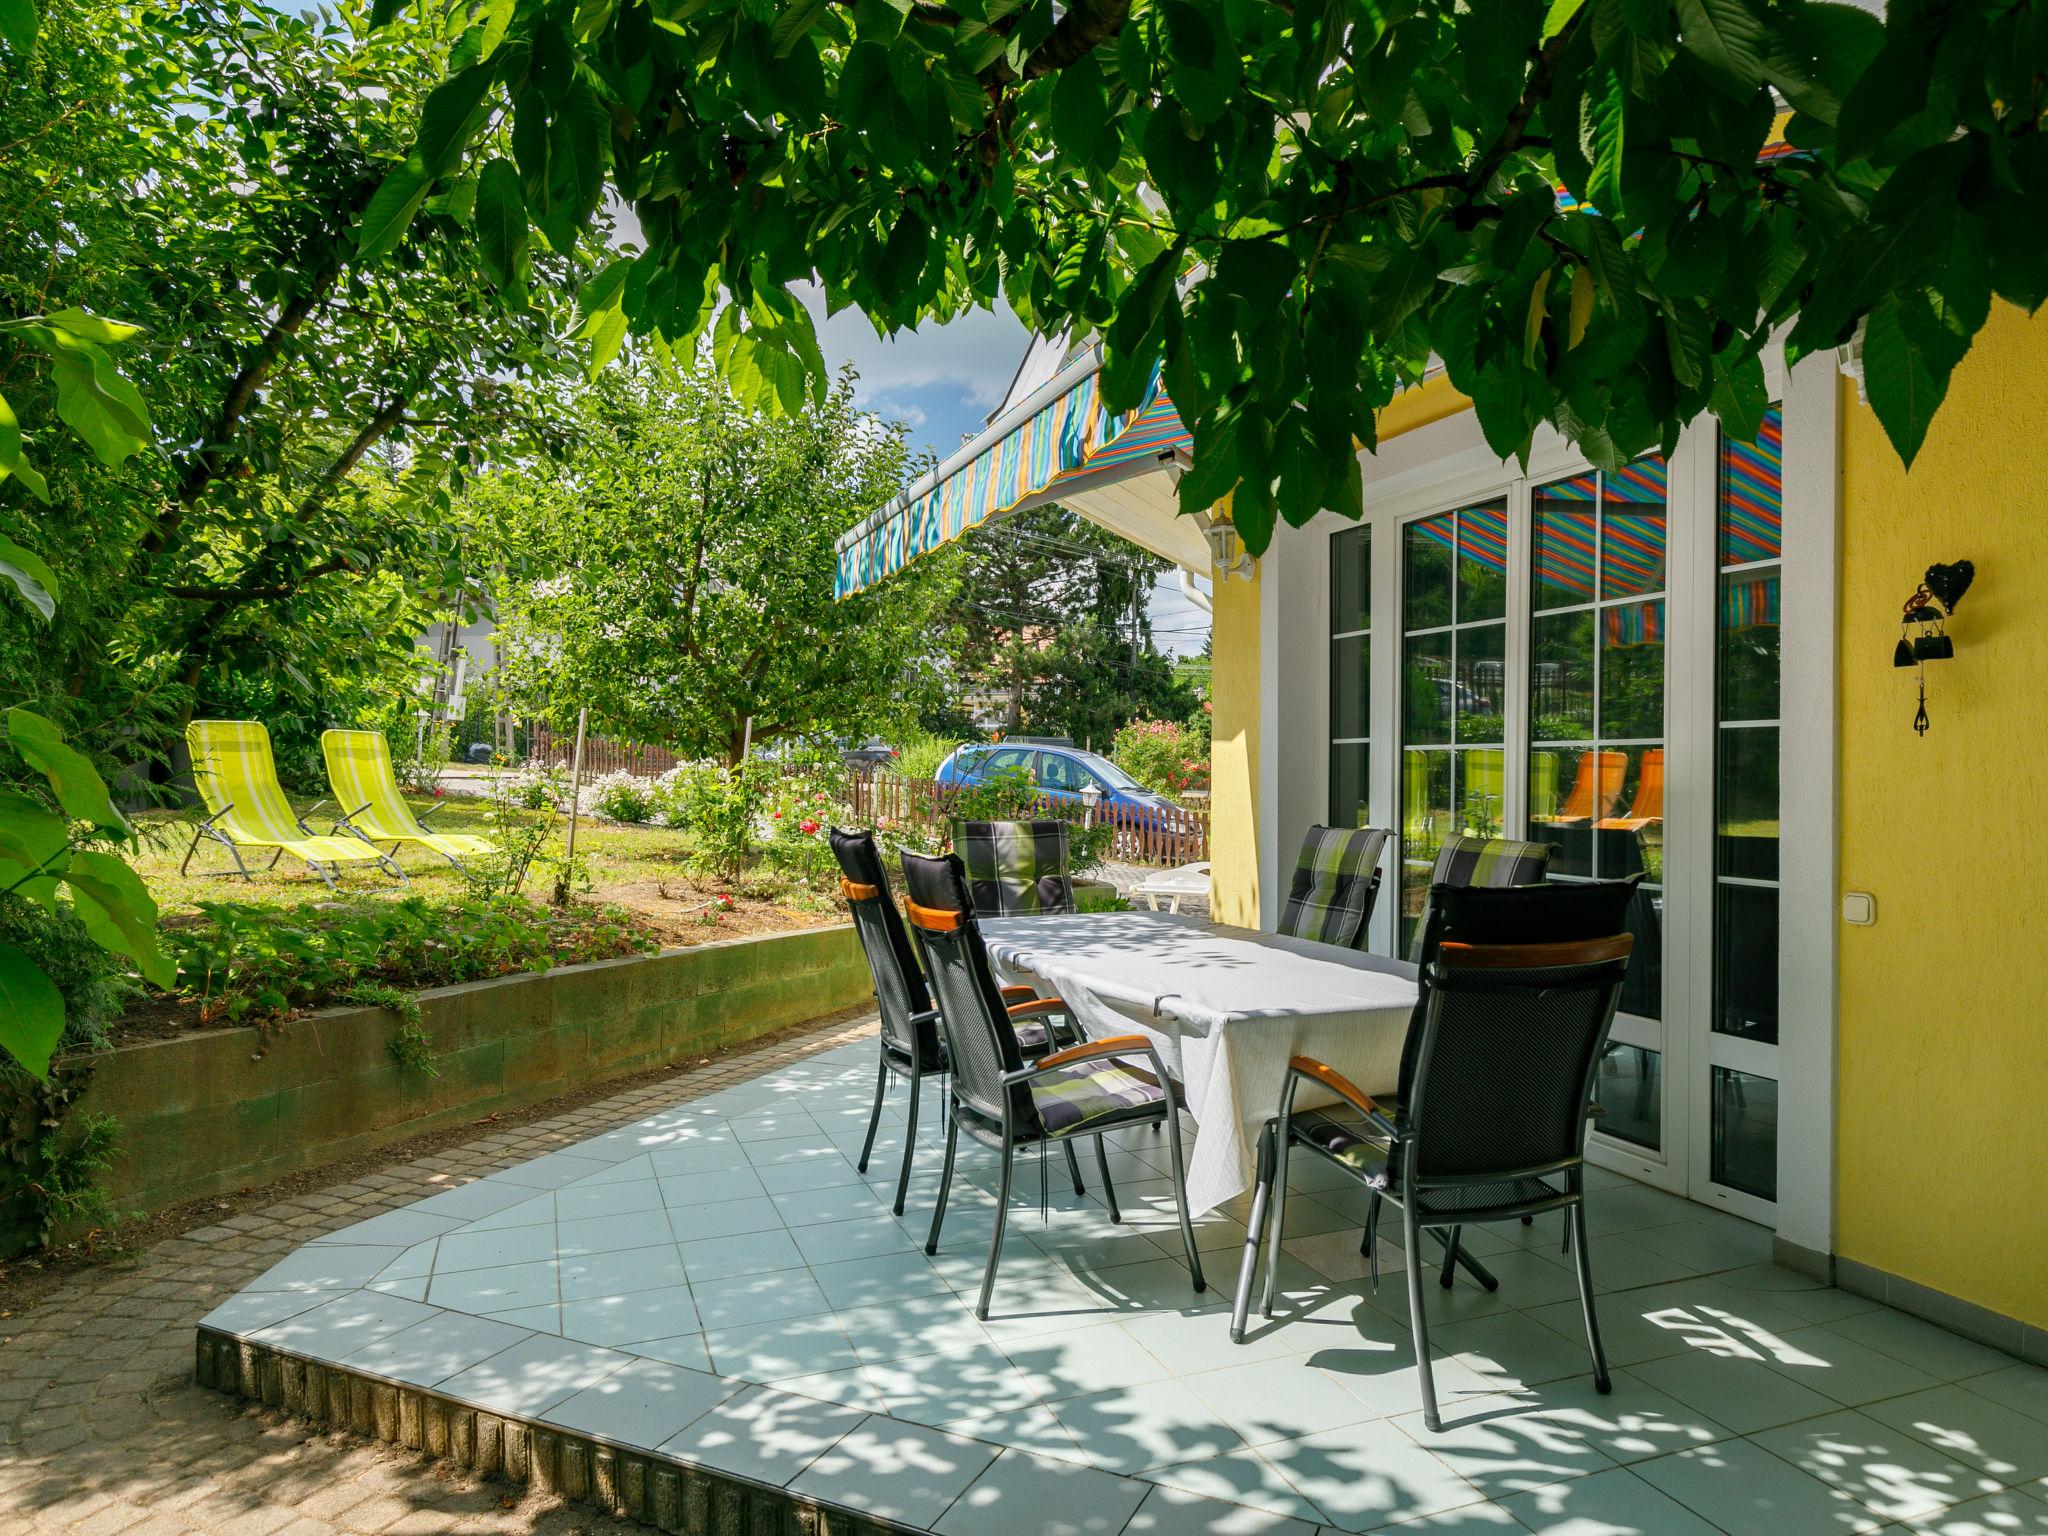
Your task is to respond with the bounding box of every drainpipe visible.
[1177,567,1213,616]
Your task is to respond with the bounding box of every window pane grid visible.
[1329,525,1371,830]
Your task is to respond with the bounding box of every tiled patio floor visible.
[200,1035,2048,1536]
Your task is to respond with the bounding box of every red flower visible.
[432,786,445,798]
[771,811,782,820]
[799,818,820,835]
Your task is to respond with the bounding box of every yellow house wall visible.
[1837,302,2048,1328]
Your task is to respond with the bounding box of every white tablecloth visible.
[981,911,1418,1214]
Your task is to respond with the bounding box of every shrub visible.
[761,770,854,882]
[1112,718,1210,797]
[586,770,657,823]
[890,729,965,783]
[661,759,777,883]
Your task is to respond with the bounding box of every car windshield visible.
[1073,752,1143,791]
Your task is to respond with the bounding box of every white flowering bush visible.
[503,760,569,810]
[585,770,658,823]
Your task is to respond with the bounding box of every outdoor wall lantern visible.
[1198,511,1257,582]
[1892,559,1973,736]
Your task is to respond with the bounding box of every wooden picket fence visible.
[517,727,1210,867]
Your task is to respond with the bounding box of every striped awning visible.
[834,352,1191,598]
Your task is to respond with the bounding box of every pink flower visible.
[433,786,445,798]
[799,818,820,835]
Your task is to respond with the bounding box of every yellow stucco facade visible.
[1207,564,1263,928]
[1836,302,2048,1329]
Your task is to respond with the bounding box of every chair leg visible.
[1260,1125,1292,1318]
[1158,1110,1205,1294]
[1092,1135,1120,1223]
[975,1142,1014,1320]
[924,1117,958,1255]
[1231,1122,1274,1343]
[1363,1193,1383,1286]
[893,1068,921,1216]
[1437,1228,1500,1292]
[180,827,204,877]
[856,1056,888,1174]
[1439,1227,1461,1290]
[1569,1201,1612,1392]
[1062,1140,1086,1197]
[1402,1202,1441,1432]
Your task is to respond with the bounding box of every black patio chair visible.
[1232,878,1637,1431]
[1276,824,1390,949]
[830,829,1083,1215]
[952,818,1076,916]
[1408,834,1555,962]
[898,849,1206,1320]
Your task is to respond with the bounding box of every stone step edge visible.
[193,1326,920,1536]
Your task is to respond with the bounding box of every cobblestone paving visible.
[0,1017,877,1536]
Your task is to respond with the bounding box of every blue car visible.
[934,738,1189,824]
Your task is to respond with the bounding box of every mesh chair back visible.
[1404,934,1631,1181]
[830,828,939,1067]
[899,851,1036,1133]
[1277,825,1388,948]
[1408,835,1554,962]
[952,819,1075,916]
[1397,877,1641,1120]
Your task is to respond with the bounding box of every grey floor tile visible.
[1622,1216,1777,1274]
[691,1268,833,1330]
[1181,1355,1381,1447]
[1753,1408,2011,1526]
[649,1142,754,1178]
[1861,1384,2048,1486]
[1255,1416,1489,1531]
[437,1333,635,1417]
[244,1244,404,1293]
[774,1184,891,1227]
[342,1312,532,1388]
[679,1228,806,1283]
[456,1192,556,1232]
[1051,1376,1251,1475]
[249,1292,441,1356]
[490,1150,614,1189]
[406,1179,547,1222]
[792,1215,921,1266]
[1960,1362,2048,1425]
[659,1167,769,1207]
[554,1177,665,1222]
[1002,1320,1174,1404]
[667,1194,785,1242]
[836,1294,997,1365]
[436,1222,564,1273]
[543,1355,739,1450]
[372,1241,437,1282]
[556,1210,678,1258]
[935,1447,1149,1536]
[199,1287,353,1336]
[757,1157,867,1195]
[1827,1312,2021,1383]
[1630,1343,1844,1435]
[483,1302,561,1334]
[428,1259,559,1314]
[705,1311,861,1382]
[309,1209,465,1249]
[1436,1310,1615,1391]
[1136,1448,1328,1526]
[560,1283,698,1347]
[559,1243,688,1302]
[865,1343,1046,1428]
[789,1415,997,1528]
[573,1152,658,1185]
[1581,1185,1703,1234]
[631,1332,713,1371]
[810,1250,954,1312]
[956,1405,1094,1466]
[1305,1322,1499,1422]
[1763,1323,1947,1406]
[1121,1483,1322,1536]
[1388,1392,1615,1500]
[1492,1369,1734,1464]
[1502,1465,1722,1535]
[770,1363,889,1414]
[1900,1487,2048,1535]
[1121,1307,1296,1378]
[746,1135,847,1169]
[659,1383,865,1487]
[1631,1435,1887,1536]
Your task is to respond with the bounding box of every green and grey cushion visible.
[1029,1059,1164,1135]
[1291,1105,1394,1171]
[1277,825,1389,948]
[1410,835,1554,962]
[953,819,1075,917]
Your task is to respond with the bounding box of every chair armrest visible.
[333,801,373,830]
[909,1008,939,1027]
[416,800,444,826]
[1007,997,1068,1020]
[998,984,1037,1001]
[1007,1034,1157,1080]
[1288,1056,1388,1122]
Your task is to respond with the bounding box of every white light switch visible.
[1842,891,1876,926]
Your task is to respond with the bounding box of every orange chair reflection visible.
[1596,748,1664,832]
[1534,749,1626,827]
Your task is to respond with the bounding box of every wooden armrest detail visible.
[840,878,881,902]
[1288,1056,1383,1119]
[1035,1034,1153,1072]
[1007,997,1068,1019]
[1436,935,1633,969]
[998,984,1037,1001]
[904,898,963,932]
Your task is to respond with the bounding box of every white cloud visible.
[794,282,1030,416]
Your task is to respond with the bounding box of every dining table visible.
[980,909,1420,1215]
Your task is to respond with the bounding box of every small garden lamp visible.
[1080,782,1102,829]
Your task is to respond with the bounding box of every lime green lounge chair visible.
[319,728,496,870]
[183,719,400,888]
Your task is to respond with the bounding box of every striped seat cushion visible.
[1428,835,1552,890]
[1293,1105,1394,1171]
[953,819,1075,916]
[1029,1060,1165,1135]
[1277,825,1388,948]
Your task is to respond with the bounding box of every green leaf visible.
[1860,293,1944,467]
[24,326,151,467]
[0,941,64,1081]
[1673,0,1766,93]
[1049,52,1107,166]
[770,0,829,56]
[0,788,68,883]
[474,158,530,290]
[0,536,59,622]
[1584,70,1625,219]
[357,162,431,259]
[0,388,49,502]
[5,708,128,835]
[62,850,174,990]
[1709,346,1768,443]
[416,65,497,178]
[1542,0,1585,42]
[478,0,515,57]
[0,0,35,53]
[40,307,142,345]
[542,77,610,252]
